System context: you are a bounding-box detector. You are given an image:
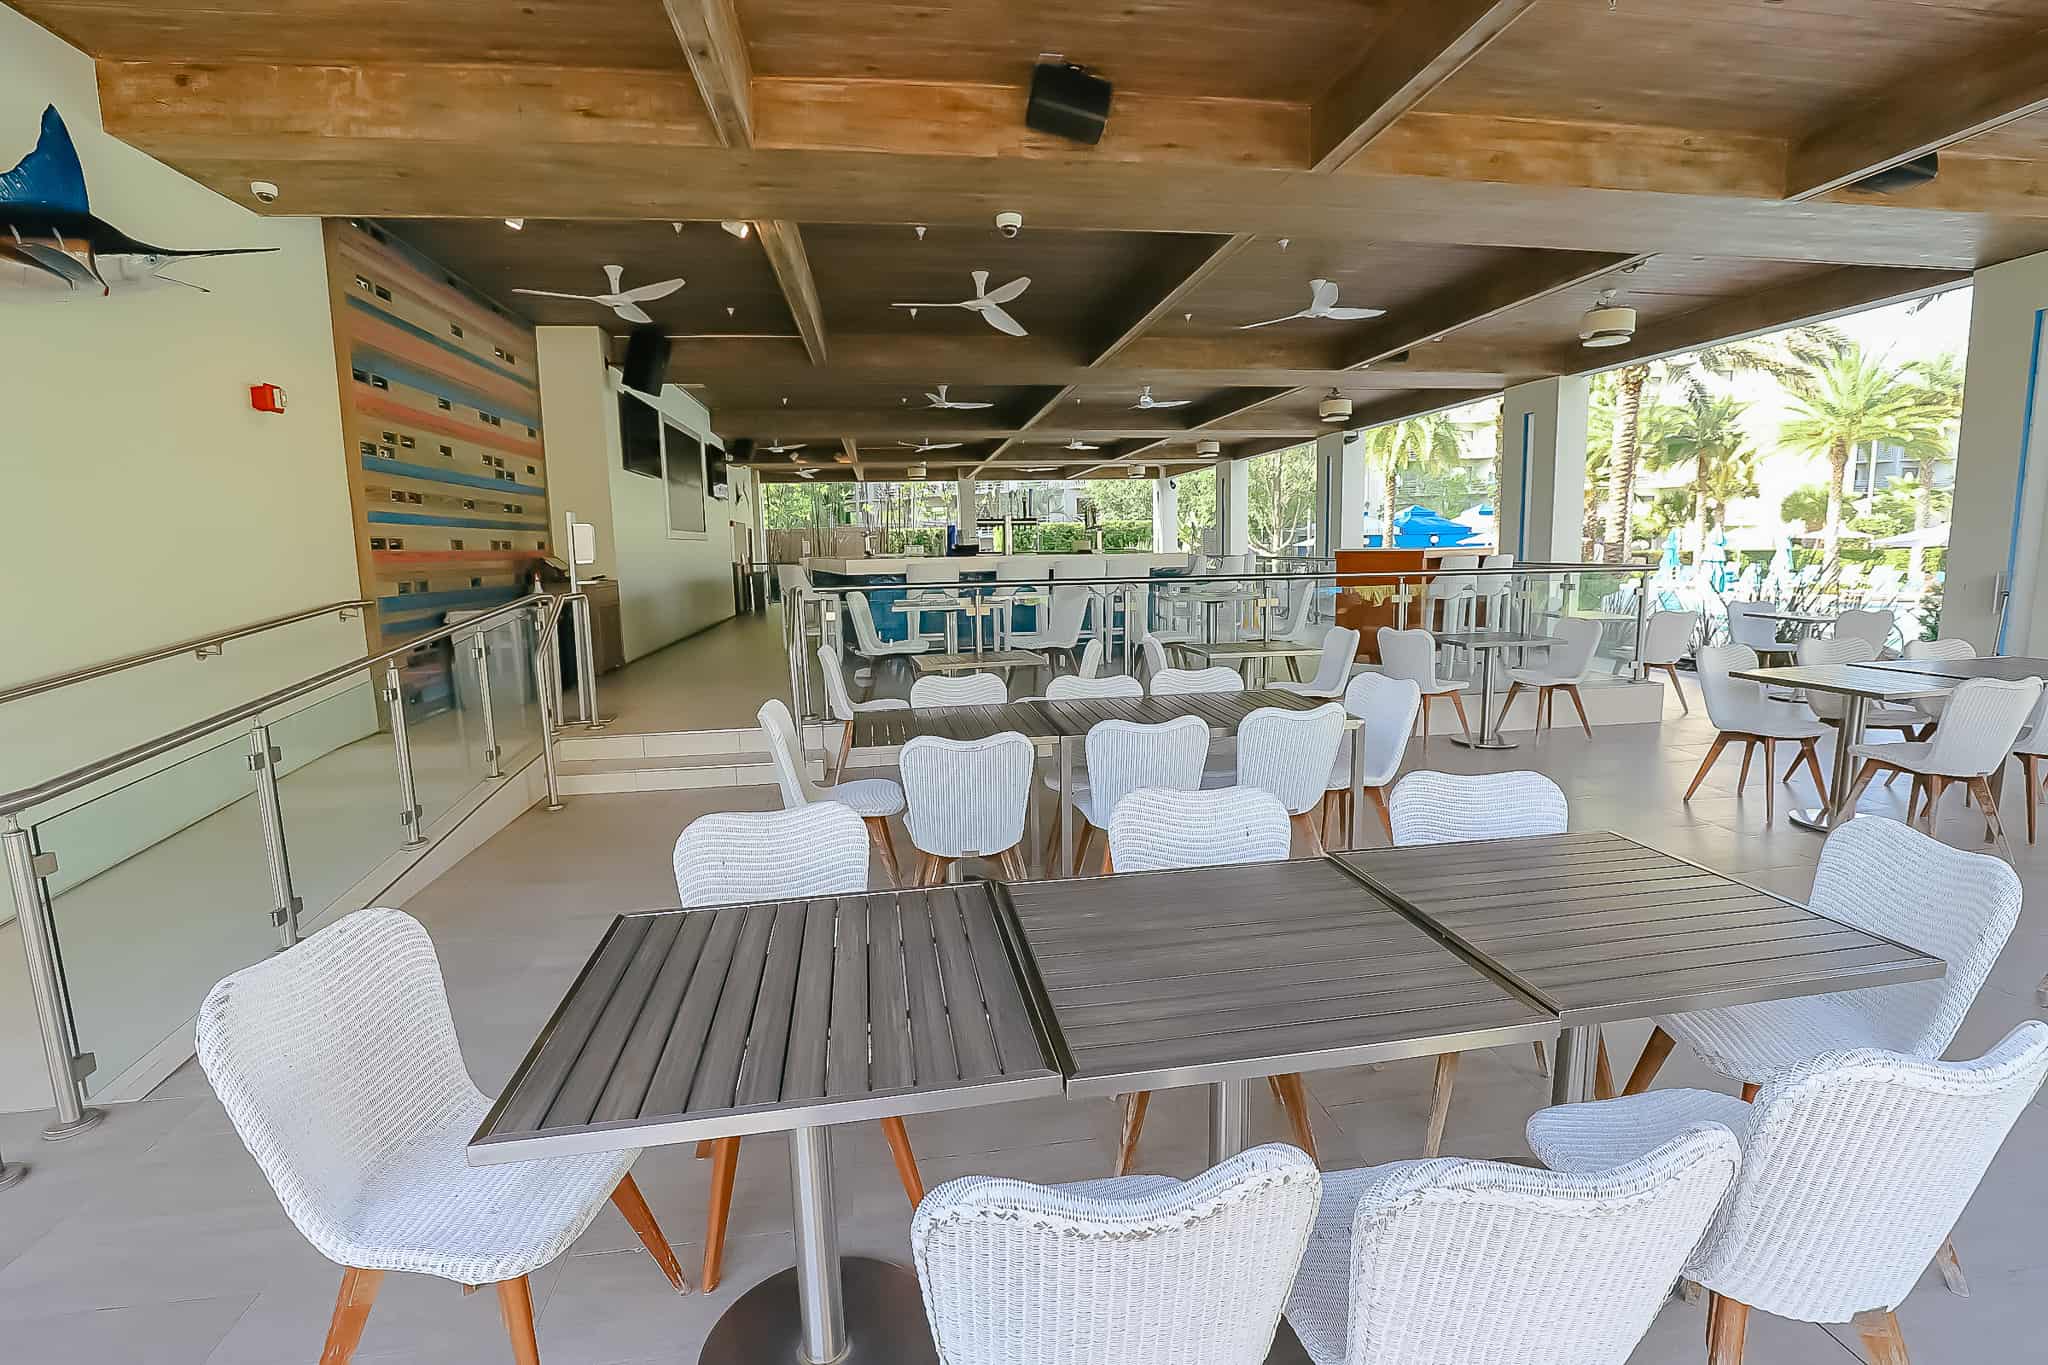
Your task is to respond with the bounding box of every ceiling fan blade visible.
[891,300,962,311]
[604,264,626,293]
[970,268,990,297]
[979,303,1027,336]
[619,277,685,303]
[1321,306,1385,320]
[1151,398,1193,408]
[925,442,963,450]
[980,275,1031,304]
[952,399,993,409]
[612,301,655,325]
[1309,278,1340,312]
[1236,311,1310,329]
[512,288,601,302]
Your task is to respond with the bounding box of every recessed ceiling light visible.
[720,220,752,240]
[914,224,927,240]
[726,306,735,317]
[503,217,525,231]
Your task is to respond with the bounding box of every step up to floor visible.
[555,723,831,794]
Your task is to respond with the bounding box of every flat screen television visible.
[619,326,670,478]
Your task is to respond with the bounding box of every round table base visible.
[699,1256,937,1365]
[1449,734,1518,751]
[1787,807,1832,833]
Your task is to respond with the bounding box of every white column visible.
[1315,430,1368,555]
[953,474,976,544]
[1499,377,1591,562]
[1946,253,2048,651]
[1152,474,1179,552]
[1219,458,1252,556]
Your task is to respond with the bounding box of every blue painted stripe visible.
[345,295,535,390]
[376,585,524,614]
[362,454,545,497]
[368,510,543,532]
[1997,308,2045,654]
[349,350,540,426]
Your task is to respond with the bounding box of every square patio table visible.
[471,884,1064,1365]
[1865,654,2048,683]
[1730,662,1953,831]
[909,648,1045,677]
[1337,830,1943,1102]
[1181,638,1325,688]
[1433,629,1556,749]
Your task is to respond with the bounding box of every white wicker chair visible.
[1069,715,1211,873]
[1529,1023,2048,1364]
[1233,703,1348,851]
[1684,644,1830,827]
[759,698,906,885]
[1076,636,1105,679]
[845,590,927,695]
[900,732,1035,883]
[1009,585,1090,672]
[2008,682,2048,843]
[196,910,686,1364]
[1321,672,1421,845]
[1422,554,1480,635]
[1797,637,1926,737]
[1100,786,1322,1172]
[1376,628,1470,745]
[1139,633,1172,680]
[670,807,925,1292]
[1498,616,1604,737]
[1842,674,2043,850]
[1388,769,1573,1154]
[1150,665,1247,695]
[817,643,908,779]
[1833,605,1895,654]
[1283,1126,1740,1365]
[1902,636,1976,728]
[1045,673,1142,701]
[1272,627,1361,699]
[910,671,1008,707]
[912,1145,1321,1365]
[1638,608,1697,713]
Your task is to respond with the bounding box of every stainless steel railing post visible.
[0,1147,23,1190]
[383,661,427,849]
[569,596,608,729]
[470,633,503,780]
[248,724,302,950]
[1632,570,1651,682]
[532,604,565,812]
[1,823,105,1139]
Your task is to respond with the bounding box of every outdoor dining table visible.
[1435,628,1555,751]
[889,593,964,654]
[908,647,1046,677]
[1730,661,1953,832]
[471,835,1942,1365]
[1181,638,1324,687]
[1865,653,2048,683]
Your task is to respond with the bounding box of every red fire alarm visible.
[250,383,287,414]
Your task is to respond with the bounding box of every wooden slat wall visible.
[322,218,551,645]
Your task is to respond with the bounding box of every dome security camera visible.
[249,180,281,204]
[995,211,1024,239]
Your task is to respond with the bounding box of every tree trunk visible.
[1603,367,1648,562]
[1823,437,1850,564]
[1692,464,1711,565]
[1383,462,1398,541]
[1909,479,1932,581]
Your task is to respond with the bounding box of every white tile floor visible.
[2,673,2044,1364]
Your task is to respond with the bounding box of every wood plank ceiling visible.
[17,0,2048,479]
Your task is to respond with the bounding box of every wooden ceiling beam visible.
[1311,0,1540,171]
[715,412,1324,440]
[1787,45,2048,200]
[660,0,753,148]
[752,218,829,363]
[1335,249,1643,369]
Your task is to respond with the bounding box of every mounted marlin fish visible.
[0,105,273,296]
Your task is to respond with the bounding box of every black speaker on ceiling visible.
[1026,63,1112,145]
[618,326,670,478]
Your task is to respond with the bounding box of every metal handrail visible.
[0,599,371,708]
[0,592,552,821]
[795,562,1652,593]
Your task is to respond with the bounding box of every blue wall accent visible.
[361,453,545,497]
[344,295,535,390]
[1998,308,2046,653]
[368,509,543,532]
[351,350,541,427]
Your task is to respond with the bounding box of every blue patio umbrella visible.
[1660,530,1682,575]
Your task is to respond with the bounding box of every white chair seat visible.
[824,776,906,817]
[1656,995,1917,1087]
[856,698,910,713]
[1268,678,1341,698]
[1284,1160,1437,1365]
[1715,700,1827,740]
[1503,664,1582,687]
[1526,1090,1753,1176]
[1852,738,1942,773]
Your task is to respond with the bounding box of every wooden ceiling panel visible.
[1442,255,1824,355]
[733,0,1388,102]
[1161,236,1515,339]
[382,219,795,336]
[692,375,1038,418]
[802,223,1180,340]
[1425,0,2048,136]
[9,0,692,67]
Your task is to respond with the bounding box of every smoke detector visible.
[1126,464,1148,478]
[1195,438,1222,458]
[1318,390,1353,424]
[1579,290,1638,349]
[907,462,928,479]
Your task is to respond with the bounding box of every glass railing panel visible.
[268,679,409,922]
[392,641,490,833]
[28,729,274,1099]
[482,614,543,771]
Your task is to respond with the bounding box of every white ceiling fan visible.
[1131,385,1191,411]
[758,438,807,455]
[1063,438,1102,451]
[513,264,684,324]
[925,384,993,410]
[891,269,1031,336]
[897,437,965,452]
[1238,278,1385,329]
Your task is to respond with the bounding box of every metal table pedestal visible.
[1208,1078,1249,1165]
[1790,695,1865,832]
[1451,644,1516,751]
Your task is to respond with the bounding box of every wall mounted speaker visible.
[1027,63,1112,145]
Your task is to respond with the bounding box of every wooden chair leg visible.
[864,816,901,887]
[1705,1293,1750,1365]
[1740,1082,1760,1103]
[1494,682,1524,735]
[1624,1026,1677,1096]
[836,721,854,779]
[1115,1092,1150,1175]
[1268,1073,1319,1163]
[1564,684,1593,738]
[880,1116,924,1203]
[2023,755,2041,845]
[1840,757,1886,817]
[1594,1030,1616,1100]
[1665,663,1690,713]
[496,1277,540,1365]
[1448,691,1473,741]
[1762,738,1777,826]
[1935,1237,1969,1296]
[1685,735,1730,802]
[1531,1040,1550,1077]
[701,1136,741,1293]
[1736,738,1756,793]
[1073,821,1095,872]
[1099,838,1114,875]
[1799,738,1829,805]
[611,1173,687,1292]
[1423,1052,1459,1157]
[694,1139,713,1159]
[319,1267,383,1365]
[996,846,1029,882]
[1968,775,2011,855]
[1368,785,1393,838]
[1851,1308,1911,1365]
[1420,694,1432,746]
[1291,810,1325,856]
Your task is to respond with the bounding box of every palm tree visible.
[1645,390,1760,557]
[1780,345,1948,562]
[1599,363,1652,561]
[1903,352,1965,579]
[1359,412,1466,540]
[1589,380,1682,560]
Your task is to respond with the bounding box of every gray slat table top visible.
[1338,831,1942,1025]
[471,884,1063,1163]
[997,859,1556,1097]
[1434,629,1556,649]
[1184,641,1323,660]
[855,700,1058,747]
[1728,662,1952,700]
[851,688,1331,747]
[1865,655,2048,683]
[911,649,1047,674]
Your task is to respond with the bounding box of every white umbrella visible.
[1791,527,1869,542]
[1874,523,1950,549]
